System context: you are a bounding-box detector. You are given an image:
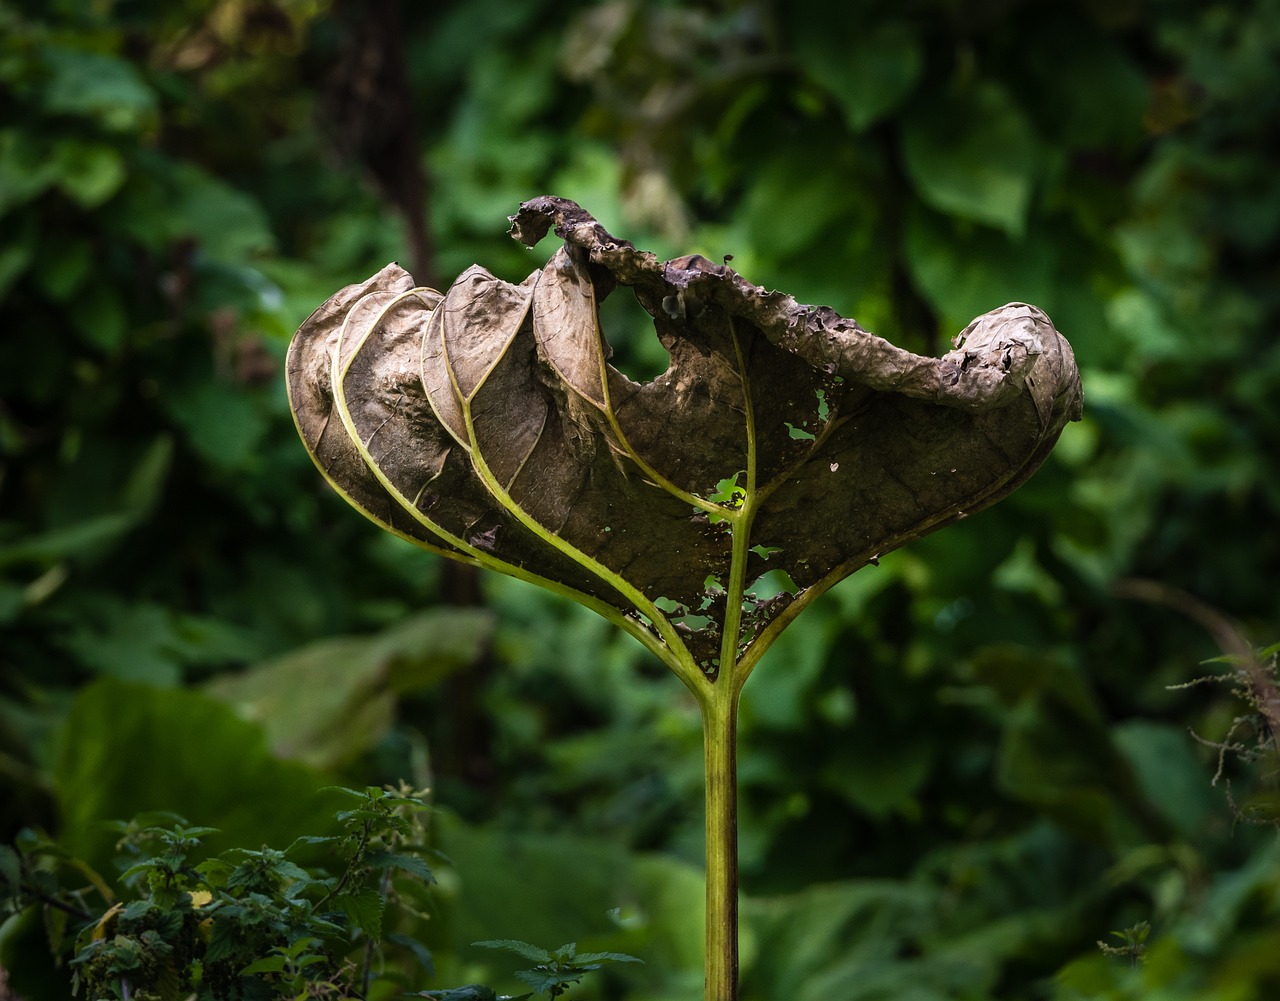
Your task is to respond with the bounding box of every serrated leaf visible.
[366,849,435,883]
[514,968,582,994]
[240,954,289,975]
[474,939,554,964]
[287,835,338,849]
[288,199,1081,686]
[270,858,313,884]
[120,899,156,921]
[167,824,220,839]
[417,986,500,1001]
[335,890,385,939]
[570,950,643,966]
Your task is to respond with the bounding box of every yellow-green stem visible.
[701,682,740,1001]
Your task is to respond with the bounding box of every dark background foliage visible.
[2,0,1278,998]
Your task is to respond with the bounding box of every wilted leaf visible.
[288,198,1080,686]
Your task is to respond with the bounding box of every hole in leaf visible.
[597,286,671,382]
[707,472,746,507]
[676,613,714,631]
[745,569,799,601]
[815,388,830,422]
[750,544,782,559]
[654,596,685,614]
[785,422,816,441]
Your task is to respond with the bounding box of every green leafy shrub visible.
[3,786,437,1000]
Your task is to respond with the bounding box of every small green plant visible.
[3,786,630,1000]
[1097,920,1151,968]
[1180,641,1280,828]
[422,940,642,1000]
[1,785,438,1000]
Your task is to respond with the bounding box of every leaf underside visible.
[287,198,1082,682]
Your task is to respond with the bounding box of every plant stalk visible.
[701,683,740,1001]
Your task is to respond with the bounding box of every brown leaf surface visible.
[288,198,1082,678]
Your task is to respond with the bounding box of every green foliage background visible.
[2,0,1279,998]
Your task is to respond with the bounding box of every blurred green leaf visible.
[53,680,333,869]
[795,18,922,132]
[904,204,1056,331]
[165,380,270,471]
[206,608,492,770]
[31,235,92,301]
[434,813,703,998]
[335,889,384,939]
[1112,721,1219,841]
[901,80,1041,236]
[38,46,157,132]
[109,159,274,263]
[67,280,128,353]
[51,139,126,208]
[0,129,60,213]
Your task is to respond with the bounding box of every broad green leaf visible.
[68,281,128,353]
[795,19,922,132]
[903,205,1057,336]
[288,199,1081,687]
[32,237,93,301]
[433,813,704,995]
[901,81,1041,236]
[206,607,491,769]
[59,601,186,685]
[53,680,333,870]
[0,844,21,892]
[334,890,385,939]
[366,849,436,883]
[514,967,582,994]
[51,140,127,208]
[737,150,871,260]
[1008,11,1147,151]
[419,987,500,1001]
[1112,721,1219,841]
[38,47,157,132]
[570,950,643,965]
[239,955,288,975]
[0,130,59,213]
[109,161,274,264]
[165,380,269,470]
[0,240,33,299]
[0,513,136,570]
[475,939,554,964]
[743,881,947,1001]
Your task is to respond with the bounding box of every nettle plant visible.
[287,198,1082,1001]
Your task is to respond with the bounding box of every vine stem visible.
[700,679,740,1001]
